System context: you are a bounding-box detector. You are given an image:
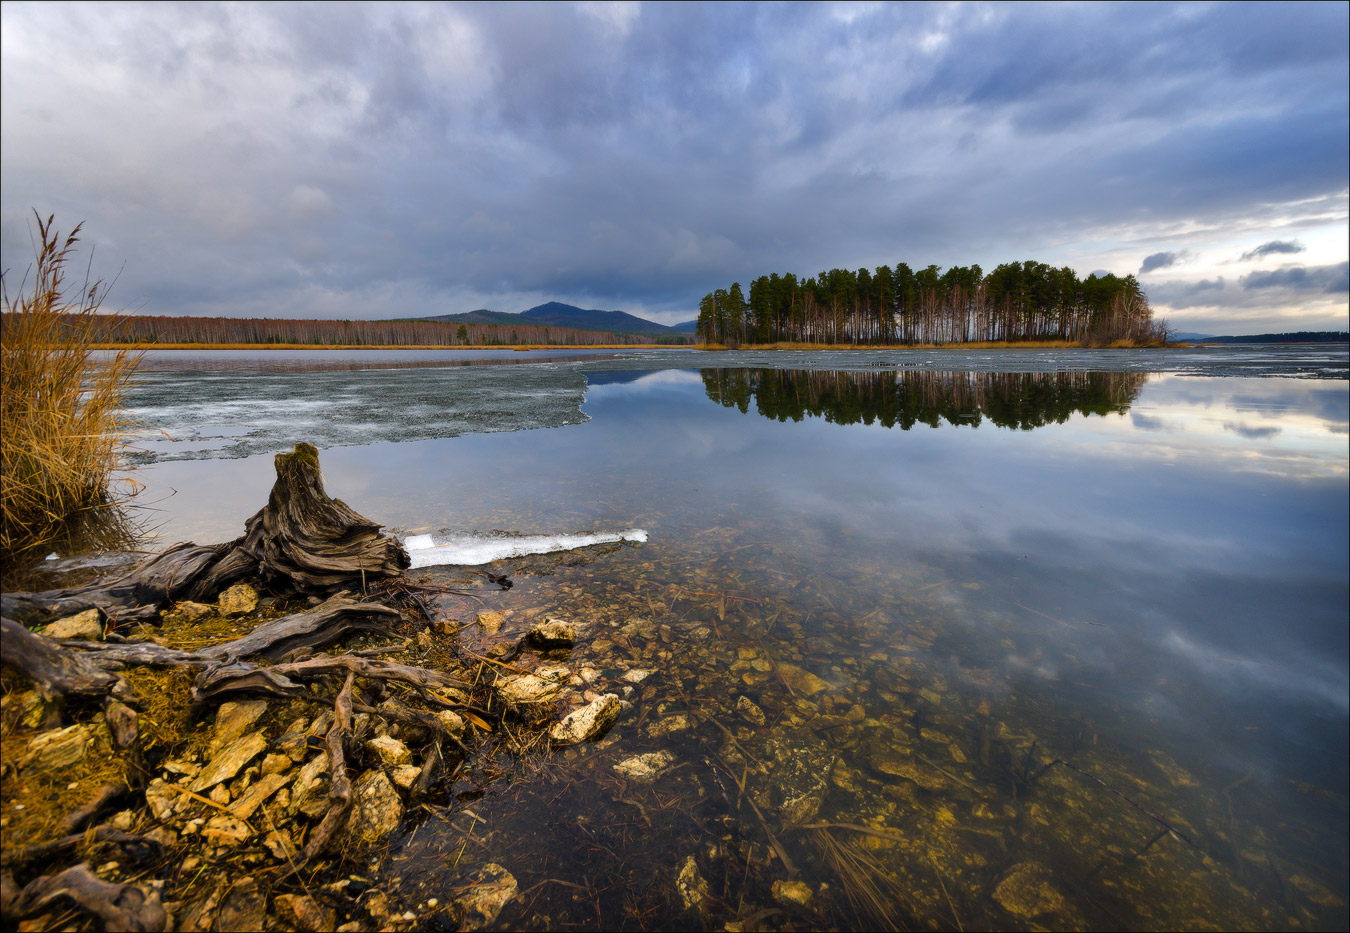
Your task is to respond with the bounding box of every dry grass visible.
[810,826,910,931]
[702,338,1160,350]
[1,214,141,574]
[90,342,675,351]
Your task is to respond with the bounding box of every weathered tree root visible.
[0,443,499,931]
[1,442,409,628]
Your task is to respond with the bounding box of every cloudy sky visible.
[2,2,1347,334]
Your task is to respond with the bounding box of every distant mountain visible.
[416,301,691,340]
[672,320,699,332]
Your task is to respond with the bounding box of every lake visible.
[118,346,1348,930]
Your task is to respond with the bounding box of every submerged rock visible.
[454,863,518,931]
[753,736,835,824]
[772,879,814,909]
[549,694,621,745]
[42,608,102,640]
[776,663,831,695]
[528,617,577,648]
[614,750,675,782]
[737,695,767,726]
[676,855,710,912]
[275,893,337,933]
[476,611,505,634]
[994,862,1065,919]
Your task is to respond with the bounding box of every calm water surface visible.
[122,348,1347,931]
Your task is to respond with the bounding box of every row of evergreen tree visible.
[696,261,1166,346]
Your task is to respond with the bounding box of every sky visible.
[2,1,1347,335]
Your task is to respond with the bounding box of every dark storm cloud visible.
[1241,240,1306,261]
[1242,262,1350,293]
[1141,252,1187,274]
[2,2,1346,325]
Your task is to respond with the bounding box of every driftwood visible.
[1,443,408,628]
[0,442,498,922]
[13,863,167,932]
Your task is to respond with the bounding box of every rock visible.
[391,764,422,789]
[191,732,267,792]
[275,893,337,933]
[753,736,835,824]
[229,771,293,819]
[41,608,102,640]
[736,696,767,726]
[777,663,831,695]
[144,825,178,848]
[613,750,675,782]
[209,784,231,805]
[498,665,570,716]
[264,828,299,862]
[8,690,46,729]
[22,724,90,772]
[111,809,137,831]
[868,751,949,791]
[454,863,517,931]
[348,771,403,844]
[366,734,412,767]
[290,754,331,815]
[621,668,655,684]
[772,879,814,909]
[208,700,269,756]
[162,600,214,625]
[261,753,292,776]
[675,856,709,911]
[202,815,252,847]
[648,713,691,737]
[436,710,467,735]
[217,876,265,932]
[417,628,434,649]
[217,582,259,616]
[145,780,178,823]
[994,862,1065,919]
[476,611,505,634]
[527,618,576,648]
[549,694,622,745]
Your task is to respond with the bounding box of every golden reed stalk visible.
[1,214,141,574]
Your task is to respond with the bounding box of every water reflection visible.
[124,359,1347,930]
[700,368,1146,429]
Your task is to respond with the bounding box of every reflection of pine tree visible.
[700,369,1146,430]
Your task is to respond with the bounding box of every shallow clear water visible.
[120,348,1348,930]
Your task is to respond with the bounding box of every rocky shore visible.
[0,445,626,932]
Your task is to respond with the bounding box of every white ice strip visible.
[403,529,648,568]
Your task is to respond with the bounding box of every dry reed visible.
[1,214,141,573]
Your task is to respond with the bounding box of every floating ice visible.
[403,529,648,568]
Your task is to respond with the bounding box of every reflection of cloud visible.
[1131,412,1166,431]
[1162,630,1348,712]
[1223,421,1281,439]
[1241,239,1305,261]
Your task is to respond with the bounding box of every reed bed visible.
[1,215,140,573]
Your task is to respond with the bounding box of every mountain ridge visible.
[415,302,693,340]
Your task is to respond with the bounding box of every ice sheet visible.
[403,529,648,568]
